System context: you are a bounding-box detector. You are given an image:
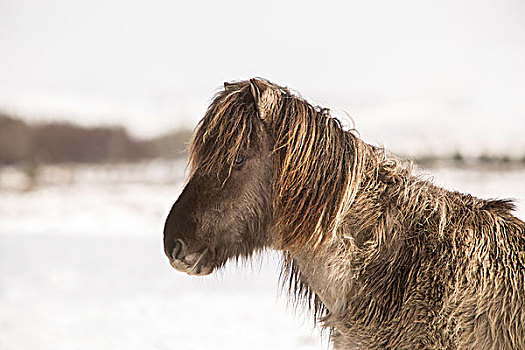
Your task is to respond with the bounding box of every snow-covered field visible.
[0,161,524,350]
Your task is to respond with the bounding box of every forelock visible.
[188,82,264,178]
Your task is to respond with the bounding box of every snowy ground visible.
[0,161,524,350]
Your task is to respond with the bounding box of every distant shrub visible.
[146,129,193,159]
[0,113,188,165]
[31,123,153,163]
[0,114,32,164]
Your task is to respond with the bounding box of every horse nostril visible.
[172,239,185,260]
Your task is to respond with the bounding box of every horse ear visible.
[249,78,278,121]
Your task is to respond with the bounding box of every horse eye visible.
[233,156,245,168]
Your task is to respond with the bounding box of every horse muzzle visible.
[166,239,214,276]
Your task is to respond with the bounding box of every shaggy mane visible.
[189,78,377,253]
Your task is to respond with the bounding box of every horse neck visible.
[286,159,434,317]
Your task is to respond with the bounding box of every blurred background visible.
[1,0,524,349]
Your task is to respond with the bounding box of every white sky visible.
[1,0,524,154]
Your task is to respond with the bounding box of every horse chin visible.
[186,264,215,276]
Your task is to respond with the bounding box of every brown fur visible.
[164,78,525,349]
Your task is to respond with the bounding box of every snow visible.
[0,161,524,349]
[0,234,326,350]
